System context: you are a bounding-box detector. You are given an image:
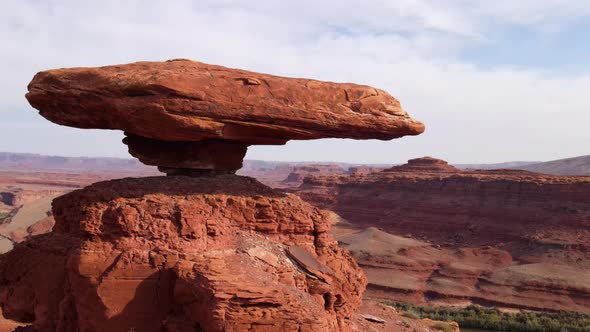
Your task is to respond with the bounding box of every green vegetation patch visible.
[0,211,8,222]
[432,322,455,332]
[385,301,590,332]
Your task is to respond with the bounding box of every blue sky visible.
[0,0,589,164]
[461,21,590,71]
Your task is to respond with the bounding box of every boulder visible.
[25,59,424,173]
[26,59,424,145]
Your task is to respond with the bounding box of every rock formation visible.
[347,166,385,175]
[283,165,347,186]
[383,156,459,173]
[293,157,590,313]
[0,60,424,331]
[26,59,424,175]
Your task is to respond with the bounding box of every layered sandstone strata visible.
[293,157,590,313]
[0,176,366,331]
[383,156,459,173]
[283,165,347,185]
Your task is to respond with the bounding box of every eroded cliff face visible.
[0,176,366,331]
[299,167,589,246]
[293,158,590,313]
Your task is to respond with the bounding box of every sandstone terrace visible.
[292,158,590,314]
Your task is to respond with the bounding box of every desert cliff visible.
[294,157,590,313]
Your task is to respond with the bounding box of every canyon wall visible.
[294,157,590,313]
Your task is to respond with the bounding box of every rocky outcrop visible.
[0,176,366,331]
[353,299,460,332]
[25,59,423,174]
[283,165,347,185]
[26,59,424,145]
[2,60,425,331]
[347,166,385,175]
[298,159,589,246]
[284,172,307,184]
[293,157,590,313]
[0,190,58,208]
[4,216,55,244]
[383,156,459,173]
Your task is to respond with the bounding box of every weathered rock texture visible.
[25,59,424,173]
[0,176,366,331]
[5,60,423,331]
[26,59,424,145]
[123,135,248,174]
[383,156,459,173]
[293,158,590,313]
[347,166,385,175]
[283,165,347,186]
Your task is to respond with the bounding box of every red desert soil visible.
[292,157,590,314]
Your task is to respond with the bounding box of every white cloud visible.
[0,0,588,163]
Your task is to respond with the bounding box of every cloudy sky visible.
[1,0,589,164]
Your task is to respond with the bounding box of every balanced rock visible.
[0,59,425,331]
[0,176,366,331]
[25,59,424,173]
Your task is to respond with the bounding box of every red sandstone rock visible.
[0,176,366,331]
[25,59,424,145]
[25,60,424,172]
[352,300,460,332]
[282,165,347,186]
[293,160,590,313]
[283,172,307,184]
[123,135,247,174]
[347,166,385,175]
[383,156,459,173]
[26,216,55,238]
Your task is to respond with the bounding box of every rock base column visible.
[123,135,248,175]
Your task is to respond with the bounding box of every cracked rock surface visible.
[26,59,424,145]
[25,59,424,174]
[0,176,366,331]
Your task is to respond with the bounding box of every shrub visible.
[432,322,454,332]
[403,309,421,319]
[383,301,590,332]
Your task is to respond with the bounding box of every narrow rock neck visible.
[123,134,248,176]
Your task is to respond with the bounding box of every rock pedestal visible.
[0,59,425,331]
[123,135,248,175]
[0,176,366,331]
